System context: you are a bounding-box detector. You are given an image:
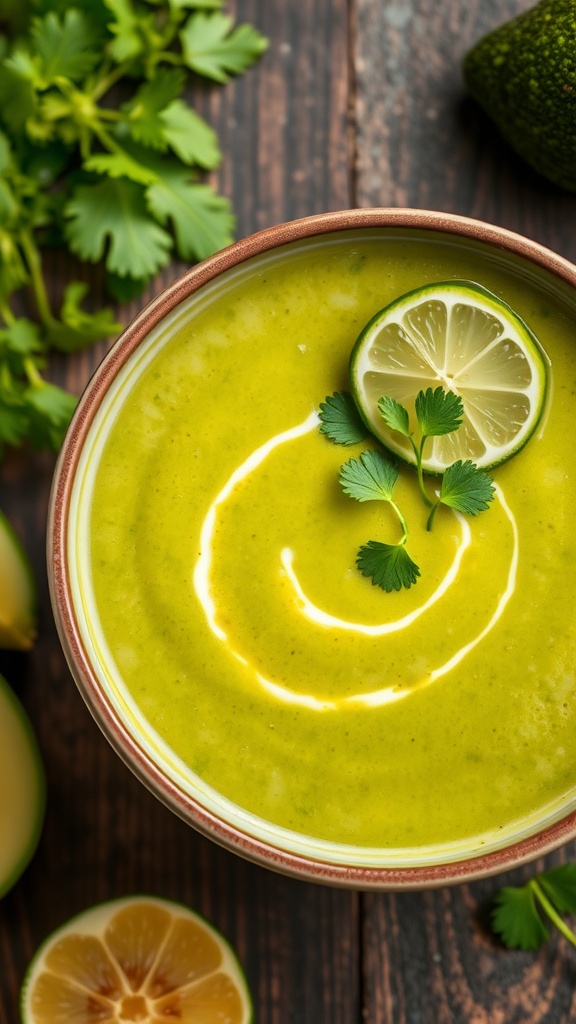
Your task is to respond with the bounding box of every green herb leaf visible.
[357,541,420,593]
[0,319,42,356]
[65,177,173,279]
[161,100,221,168]
[180,11,268,83]
[25,381,77,450]
[318,391,369,446]
[31,10,99,83]
[378,395,410,437]
[415,386,463,437]
[84,152,159,186]
[538,864,576,915]
[104,0,148,62]
[146,164,234,261]
[165,0,224,9]
[121,71,186,150]
[105,270,150,302]
[439,460,495,515]
[492,884,549,951]
[0,399,28,450]
[0,60,38,133]
[47,282,122,353]
[340,450,399,503]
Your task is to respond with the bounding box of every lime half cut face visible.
[349,281,549,473]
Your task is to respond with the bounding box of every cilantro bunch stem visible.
[529,879,576,949]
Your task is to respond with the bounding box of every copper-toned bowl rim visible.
[48,208,576,889]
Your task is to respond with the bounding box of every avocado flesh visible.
[464,0,576,191]
[0,511,36,650]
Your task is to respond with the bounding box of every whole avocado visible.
[464,0,576,190]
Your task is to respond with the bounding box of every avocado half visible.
[0,509,36,650]
[464,0,576,191]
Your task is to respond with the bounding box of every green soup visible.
[77,229,576,865]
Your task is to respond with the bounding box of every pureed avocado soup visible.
[71,228,576,867]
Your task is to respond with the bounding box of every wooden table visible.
[2,1,576,1021]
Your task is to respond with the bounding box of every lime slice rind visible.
[350,280,549,473]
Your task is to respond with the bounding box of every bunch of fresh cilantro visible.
[0,0,267,455]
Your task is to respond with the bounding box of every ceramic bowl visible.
[48,209,576,888]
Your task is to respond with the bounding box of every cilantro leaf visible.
[180,11,268,83]
[47,282,122,352]
[378,395,410,437]
[0,130,11,175]
[0,398,29,450]
[0,59,38,133]
[161,100,221,168]
[25,381,77,450]
[492,884,549,951]
[121,70,186,149]
[439,460,495,515]
[357,541,420,593]
[340,450,399,503]
[65,178,172,279]
[0,232,29,301]
[104,0,150,62]
[31,10,99,83]
[105,270,150,302]
[164,0,224,9]
[145,164,234,261]
[0,318,42,356]
[538,864,576,915]
[415,386,463,437]
[84,152,159,186]
[318,391,368,446]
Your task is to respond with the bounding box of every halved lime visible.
[0,673,45,898]
[21,895,254,1024]
[0,510,36,650]
[349,281,549,473]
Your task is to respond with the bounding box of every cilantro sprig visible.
[492,864,576,951]
[318,386,494,592]
[378,388,494,529]
[0,1,267,455]
[339,451,420,592]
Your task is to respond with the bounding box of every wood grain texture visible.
[353,0,576,262]
[354,3,576,1021]
[0,2,358,1024]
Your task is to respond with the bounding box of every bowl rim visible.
[48,207,576,889]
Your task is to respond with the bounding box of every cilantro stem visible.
[531,879,576,948]
[389,499,409,545]
[23,356,43,389]
[156,51,183,65]
[0,301,15,327]
[408,435,434,508]
[19,230,55,328]
[91,61,134,102]
[426,501,441,532]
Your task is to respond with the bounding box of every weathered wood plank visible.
[353,0,576,261]
[0,2,358,1023]
[354,2,576,1022]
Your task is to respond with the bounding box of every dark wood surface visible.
[1,1,576,1021]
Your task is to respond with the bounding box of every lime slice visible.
[349,280,549,472]
[22,896,253,1024]
[0,510,36,650]
[0,673,45,898]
